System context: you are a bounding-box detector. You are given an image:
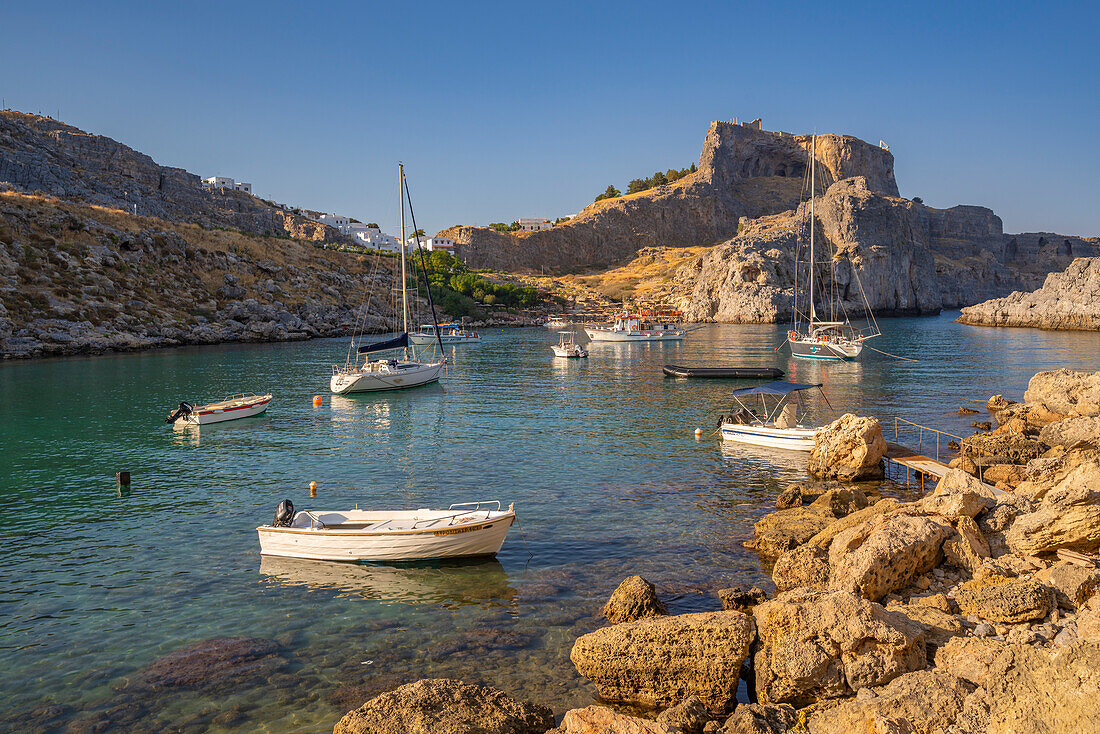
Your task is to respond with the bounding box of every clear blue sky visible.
[2,1,1098,236]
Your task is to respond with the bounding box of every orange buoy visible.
[694,428,703,437]
[312,395,323,407]
[310,481,317,497]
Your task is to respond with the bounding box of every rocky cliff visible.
[0,191,395,359]
[443,121,897,273]
[674,177,1040,322]
[956,257,1100,331]
[0,111,346,243]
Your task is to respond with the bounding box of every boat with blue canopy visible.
[718,381,828,451]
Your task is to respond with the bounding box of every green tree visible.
[595,184,621,202]
[490,222,509,232]
[912,197,924,204]
[651,171,668,187]
[626,178,648,194]
[690,162,697,172]
[366,222,379,228]
[412,228,425,237]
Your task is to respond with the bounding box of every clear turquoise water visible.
[2,313,1098,732]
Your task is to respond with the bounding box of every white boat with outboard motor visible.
[257,500,516,562]
[718,381,828,451]
[551,331,587,358]
[585,312,685,342]
[166,393,272,426]
[409,323,481,345]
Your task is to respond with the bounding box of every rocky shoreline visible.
[321,368,1100,733]
[958,257,1100,331]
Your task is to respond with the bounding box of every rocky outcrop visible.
[570,611,754,712]
[751,589,926,706]
[1024,368,1100,417]
[549,706,675,734]
[333,678,554,734]
[444,121,897,274]
[0,111,346,243]
[807,414,887,482]
[1005,459,1100,555]
[748,488,870,558]
[719,703,796,734]
[806,669,972,734]
[954,575,1053,623]
[985,642,1100,734]
[604,576,668,623]
[958,257,1100,331]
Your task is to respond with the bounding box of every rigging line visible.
[401,170,446,359]
[850,262,882,337]
[864,343,919,362]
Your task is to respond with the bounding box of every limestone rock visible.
[1040,415,1100,448]
[719,703,796,734]
[934,636,1011,688]
[959,258,1100,331]
[715,585,768,612]
[1025,368,1100,416]
[806,498,903,550]
[986,642,1100,734]
[808,414,887,482]
[886,602,965,650]
[332,678,554,734]
[1006,459,1100,555]
[752,588,926,706]
[604,576,668,624]
[1077,599,1100,642]
[748,505,836,559]
[1033,561,1100,610]
[656,696,710,734]
[805,670,972,734]
[959,432,1044,465]
[828,513,954,601]
[943,516,991,574]
[954,575,1052,623]
[550,706,674,734]
[772,544,830,592]
[570,611,754,712]
[919,469,995,518]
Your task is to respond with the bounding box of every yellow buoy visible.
[694,428,703,436]
[312,395,323,407]
[309,481,317,497]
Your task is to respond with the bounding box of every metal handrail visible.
[410,508,492,529]
[890,416,984,484]
[448,501,501,512]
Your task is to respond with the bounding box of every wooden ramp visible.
[884,442,1003,496]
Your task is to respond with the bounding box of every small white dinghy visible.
[257,500,516,562]
[166,393,272,426]
[719,381,825,451]
[551,331,587,358]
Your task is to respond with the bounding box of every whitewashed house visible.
[515,217,552,231]
[316,213,351,231]
[202,176,252,194]
[356,227,402,252]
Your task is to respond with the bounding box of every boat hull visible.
[182,397,272,425]
[585,328,684,342]
[257,514,515,562]
[663,365,784,379]
[788,338,862,360]
[552,346,587,358]
[720,423,818,451]
[330,362,443,394]
[409,334,480,344]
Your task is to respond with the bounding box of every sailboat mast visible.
[808,134,815,329]
[399,163,409,338]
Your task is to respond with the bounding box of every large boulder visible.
[934,636,1011,688]
[807,414,887,481]
[885,601,965,651]
[1040,415,1100,448]
[919,469,996,518]
[752,588,926,706]
[986,642,1100,734]
[942,515,991,574]
[719,703,796,734]
[604,576,668,624]
[772,544,830,592]
[1034,561,1100,610]
[1005,459,1100,555]
[748,489,870,558]
[827,513,954,601]
[960,432,1045,465]
[570,611,754,712]
[656,696,710,734]
[954,575,1052,623]
[549,706,674,734]
[806,669,972,734]
[333,678,554,734]
[1023,369,1100,417]
[805,498,903,550]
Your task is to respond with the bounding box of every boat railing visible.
[448,500,501,512]
[223,392,261,402]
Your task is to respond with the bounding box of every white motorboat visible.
[409,323,481,345]
[166,393,272,425]
[544,316,569,329]
[551,331,587,358]
[719,381,825,451]
[787,134,880,361]
[330,164,445,394]
[585,312,685,342]
[257,500,516,562]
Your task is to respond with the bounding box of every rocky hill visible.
[442,121,897,273]
[0,111,346,243]
[0,191,395,359]
[956,257,1100,331]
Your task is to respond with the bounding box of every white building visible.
[515,217,552,232]
[202,176,252,194]
[356,227,402,252]
[315,213,351,231]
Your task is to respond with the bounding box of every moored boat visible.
[257,500,516,562]
[718,381,825,451]
[585,312,685,342]
[551,331,587,358]
[663,365,785,379]
[166,393,272,425]
[409,323,481,344]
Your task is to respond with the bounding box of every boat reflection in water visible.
[718,438,808,474]
[258,555,516,609]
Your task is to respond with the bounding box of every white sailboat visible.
[331,164,446,394]
[787,135,879,361]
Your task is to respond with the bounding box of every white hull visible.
[720,422,819,451]
[585,328,684,342]
[177,395,272,425]
[552,345,587,358]
[330,361,443,394]
[258,508,515,562]
[789,337,862,360]
[409,334,480,344]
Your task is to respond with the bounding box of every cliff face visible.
[0,111,344,243]
[675,177,1035,323]
[443,121,897,273]
[957,257,1100,331]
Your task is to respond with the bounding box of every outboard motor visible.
[273,499,295,527]
[165,402,195,423]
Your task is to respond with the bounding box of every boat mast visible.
[808,134,815,331]
[399,163,409,349]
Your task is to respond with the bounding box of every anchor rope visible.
[863,344,919,362]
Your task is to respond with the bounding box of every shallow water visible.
[2,313,1098,731]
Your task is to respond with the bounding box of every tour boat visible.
[787,134,880,361]
[257,500,516,562]
[165,393,272,426]
[544,316,569,329]
[331,164,445,394]
[551,331,587,358]
[585,312,686,342]
[409,323,481,345]
[719,381,826,451]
